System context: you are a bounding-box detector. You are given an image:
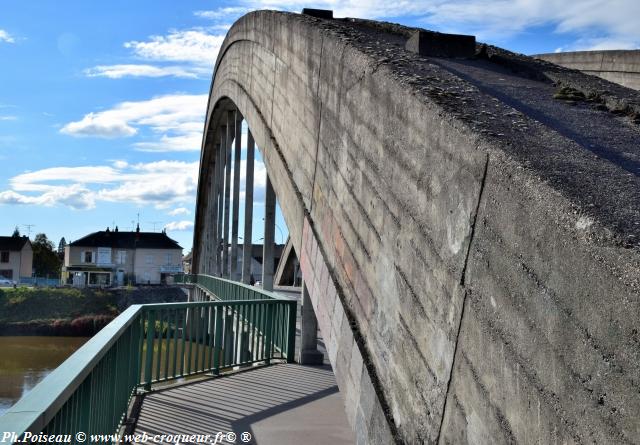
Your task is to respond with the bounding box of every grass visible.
[0,287,118,324]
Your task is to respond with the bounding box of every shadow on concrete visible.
[135,364,354,445]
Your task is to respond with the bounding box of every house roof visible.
[69,230,182,250]
[0,236,31,251]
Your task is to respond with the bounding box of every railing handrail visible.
[178,273,292,301]
[140,299,288,309]
[0,304,143,433]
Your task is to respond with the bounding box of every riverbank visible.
[0,287,117,336]
[0,286,187,336]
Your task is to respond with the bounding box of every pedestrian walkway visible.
[134,364,355,445]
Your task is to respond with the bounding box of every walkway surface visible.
[134,364,355,445]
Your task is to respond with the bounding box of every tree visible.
[32,233,62,278]
[57,237,67,260]
[12,226,20,237]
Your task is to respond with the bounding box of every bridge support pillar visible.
[211,142,221,276]
[299,282,324,365]
[216,128,226,276]
[222,112,234,278]
[241,130,255,284]
[230,112,242,281]
[262,174,276,291]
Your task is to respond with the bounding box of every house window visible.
[116,250,127,265]
[145,254,153,265]
[0,251,9,263]
[165,253,172,265]
[83,251,93,263]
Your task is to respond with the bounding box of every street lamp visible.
[262,218,285,244]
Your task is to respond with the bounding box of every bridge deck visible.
[134,364,354,445]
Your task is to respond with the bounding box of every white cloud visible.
[164,220,194,231]
[85,24,226,79]
[239,0,640,50]
[0,30,14,44]
[0,116,17,121]
[0,160,199,210]
[168,207,190,216]
[124,30,224,65]
[60,94,207,151]
[194,7,251,20]
[84,64,202,79]
[61,113,137,138]
[0,185,95,209]
[134,133,203,152]
[85,29,224,80]
[411,0,640,47]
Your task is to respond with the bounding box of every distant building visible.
[182,250,192,274]
[62,226,183,287]
[225,244,285,284]
[0,235,33,282]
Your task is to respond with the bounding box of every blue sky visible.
[0,0,637,253]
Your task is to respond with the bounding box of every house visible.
[0,235,33,282]
[182,251,192,274]
[62,226,183,287]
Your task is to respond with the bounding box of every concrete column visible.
[222,112,233,278]
[241,130,255,285]
[230,112,243,281]
[262,175,276,291]
[210,143,221,276]
[206,173,214,274]
[299,282,324,364]
[216,128,226,276]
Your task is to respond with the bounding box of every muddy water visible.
[0,336,89,416]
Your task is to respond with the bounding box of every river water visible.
[0,336,89,416]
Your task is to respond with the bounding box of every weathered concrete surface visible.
[192,10,640,445]
[536,50,640,91]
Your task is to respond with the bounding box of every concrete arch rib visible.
[193,9,640,445]
[193,11,480,444]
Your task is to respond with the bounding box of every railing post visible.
[212,306,223,375]
[286,301,297,363]
[143,310,156,391]
[265,304,274,365]
[223,308,235,366]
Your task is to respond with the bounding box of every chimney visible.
[136,223,140,233]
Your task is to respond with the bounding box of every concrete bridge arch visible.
[192,10,640,445]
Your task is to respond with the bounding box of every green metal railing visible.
[0,279,297,441]
[174,273,283,301]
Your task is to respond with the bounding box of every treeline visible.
[12,227,65,278]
